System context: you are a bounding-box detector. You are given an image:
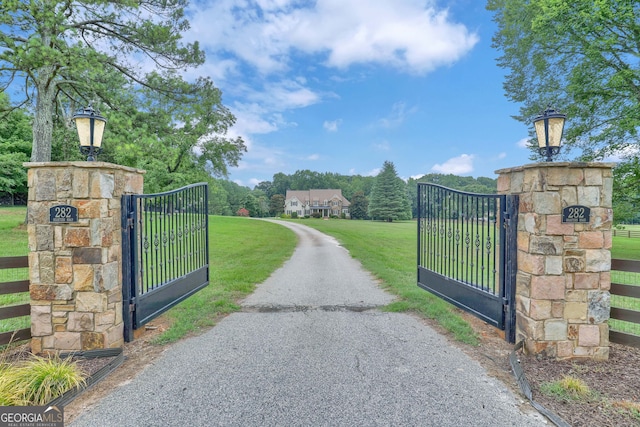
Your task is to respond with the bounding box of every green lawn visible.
[1,204,640,345]
[0,207,29,336]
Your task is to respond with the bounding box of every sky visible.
[181,0,534,188]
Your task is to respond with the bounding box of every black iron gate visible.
[417,183,518,343]
[122,183,209,341]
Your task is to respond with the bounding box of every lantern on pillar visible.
[72,105,107,161]
[533,106,566,162]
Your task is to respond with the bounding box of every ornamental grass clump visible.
[540,375,594,402]
[0,354,86,405]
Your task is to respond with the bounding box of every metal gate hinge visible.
[129,298,136,312]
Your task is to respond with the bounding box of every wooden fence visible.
[610,258,640,347]
[0,256,31,346]
[612,229,640,238]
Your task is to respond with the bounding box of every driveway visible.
[71,220,547,426]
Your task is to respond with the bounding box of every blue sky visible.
[182,0,533,188]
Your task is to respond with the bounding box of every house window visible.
[313,201,318,206]
[291,201,298,206]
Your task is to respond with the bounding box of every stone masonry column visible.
[496,162,614,360]
[24,162,144,354]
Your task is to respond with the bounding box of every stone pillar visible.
[24,162,144,354]
[496,162,614,360]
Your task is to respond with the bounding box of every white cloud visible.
[365,168,381,176]
[373,141,390,151]
[431,154,474,174]
[306,154,320,160]
[323,119,342,132]
[602,145,640,163]
[375,102,417,129]
[497,152,507,160]
[516,137,530,149]
[186,0,478,77]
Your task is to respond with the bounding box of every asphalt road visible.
[71,220,547,427]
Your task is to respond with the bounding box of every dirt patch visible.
[453,312,640,427]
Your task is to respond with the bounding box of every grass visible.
[539,375,595,402]
[0,207,29,336]
[610,232,640,336]
[0,207,27,257]
[611,236,640,260]
[290,219,480,345]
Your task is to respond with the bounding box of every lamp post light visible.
[533,106,566,162]
[72,105,107,161]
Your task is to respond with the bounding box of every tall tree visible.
[0,94,32,204]
[612,160,640,224]
[368,161,411,222]
[103,72,245,193]
[349,191,369,220]
[269,194,285,217]
[487,0,640,161]
[0,0,204,162]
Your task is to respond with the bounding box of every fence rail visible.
[612,229,640,238]
[0,256,31,346]
[610,258,640,347]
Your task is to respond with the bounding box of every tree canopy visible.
[487,0,640,161]
[0,0,204,162]
[0,93,31,204]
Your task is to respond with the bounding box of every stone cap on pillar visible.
[23,161,146,175]
[495,162,615,175]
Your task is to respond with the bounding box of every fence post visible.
[24,162,144,354]
[496,162,614,360]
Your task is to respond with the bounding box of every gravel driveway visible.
[71,220,548,426]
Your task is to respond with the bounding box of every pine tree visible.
[368,161,411,222]
[349,191,369,220]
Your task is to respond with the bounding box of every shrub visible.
[0,355,86,405]
[291,212,298,219]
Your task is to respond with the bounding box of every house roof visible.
[285,189,350,207]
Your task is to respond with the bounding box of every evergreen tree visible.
[368,161,411,222]
[349,191,369,220]
[0,94,32,204]
[269,194,285,217]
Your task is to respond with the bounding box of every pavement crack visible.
[241,304,383,313]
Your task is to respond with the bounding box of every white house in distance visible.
[284,189,351,218]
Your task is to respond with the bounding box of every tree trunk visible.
[30,67,57,162]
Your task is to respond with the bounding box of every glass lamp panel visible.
[93,119,106,148]
[75,117,92,147]
[546,117,565,148]
[534,119,547,148]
